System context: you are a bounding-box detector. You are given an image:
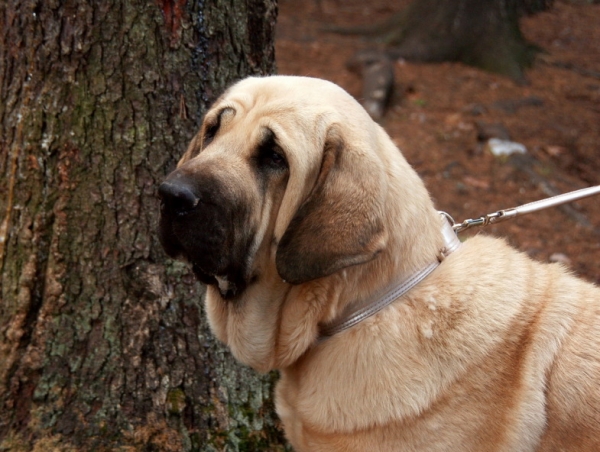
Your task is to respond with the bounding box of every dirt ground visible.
[275,0,600,284]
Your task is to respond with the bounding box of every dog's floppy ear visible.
[276,126,387,284]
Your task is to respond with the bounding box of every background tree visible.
[331,0,554,82]
[0,0,284,450]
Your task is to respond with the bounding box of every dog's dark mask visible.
[158,167,254,299]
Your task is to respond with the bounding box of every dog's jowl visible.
[158,76,600,451]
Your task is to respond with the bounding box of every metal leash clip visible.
[449,185,600,234]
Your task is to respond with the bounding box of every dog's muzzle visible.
[157,169,252,299]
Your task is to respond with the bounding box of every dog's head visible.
[159,76,389,292]
[158,76,436,370]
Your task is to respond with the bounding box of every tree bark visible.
[0,1,284,451]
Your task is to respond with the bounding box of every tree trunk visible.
[332,0,553,82]
[389,0,544,81]
[0,1,284,451]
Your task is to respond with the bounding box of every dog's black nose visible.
[158,181,200,216]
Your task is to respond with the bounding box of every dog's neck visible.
[318,213,461,340]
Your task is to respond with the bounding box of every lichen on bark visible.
[0,0,283,450]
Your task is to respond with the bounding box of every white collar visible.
[318,213,461,340]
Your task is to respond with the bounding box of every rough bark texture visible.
[0,1,284,451]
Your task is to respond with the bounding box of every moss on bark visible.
[0,0,283,450]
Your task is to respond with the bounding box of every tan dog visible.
[158,76,600,451]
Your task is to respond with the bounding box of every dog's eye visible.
[256,143,287,169]
[203,121,219,147]
[256,136,288,170]
[264,148,287,168]
[258,146,287,169]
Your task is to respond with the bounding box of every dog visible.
[158,76,600,451]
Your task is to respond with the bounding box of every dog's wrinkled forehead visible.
[206,76,374,154]
[185,77,350,168]
[217,76,370,127]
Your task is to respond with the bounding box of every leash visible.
[449,185,600,234]
[317,185,599,341]
[318,213,461,340]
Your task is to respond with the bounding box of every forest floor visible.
[276,0,600,284]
